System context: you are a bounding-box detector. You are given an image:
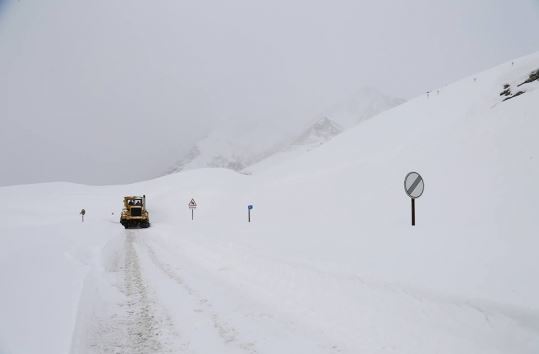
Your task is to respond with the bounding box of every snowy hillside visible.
[1,53,539,354]
[320,87,405,129]
[291,117,343,147]
[167,88,403,174]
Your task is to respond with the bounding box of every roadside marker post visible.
[188,198,197,220]
[80,209,86,223]
[404,172,424,226]
[248,204,253,222]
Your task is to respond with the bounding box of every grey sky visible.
[1,0,538,186]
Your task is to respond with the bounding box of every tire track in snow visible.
[122,232,168,353]
[140,237,258,354]
[75,232,180,354]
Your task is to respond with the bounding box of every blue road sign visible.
[248,205,253,210]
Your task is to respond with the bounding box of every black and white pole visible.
[188,198,197,221]
[404,172,424,226]
[248,204,253,222]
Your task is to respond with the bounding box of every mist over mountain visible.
[167,88,404,174]
[0,0,538,186]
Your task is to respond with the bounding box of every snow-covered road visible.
[1,170,539,354]
[71,230,178,353]
[68,225,539,354]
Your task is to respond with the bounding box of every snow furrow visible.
[139,236,258,354]
[71,232,179,354]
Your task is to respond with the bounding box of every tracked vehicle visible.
[120,195,150,229]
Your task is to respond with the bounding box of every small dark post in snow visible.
[411,198,415,226]
[248,205,253,222]
[404,172,424,226]
[80,209,86,223]
[188,198,197,221]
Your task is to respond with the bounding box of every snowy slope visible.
[1,53,539,354]
[320,87,405,129]
[167,88,403,174]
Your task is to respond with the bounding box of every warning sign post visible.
[188,198,197,220]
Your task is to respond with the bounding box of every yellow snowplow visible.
[120,195,150,229]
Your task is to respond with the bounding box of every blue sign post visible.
[248,205,253,222]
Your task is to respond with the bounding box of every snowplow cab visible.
[120,195,150,229]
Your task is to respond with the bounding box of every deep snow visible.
[1,53,539,353]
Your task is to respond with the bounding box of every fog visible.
[1,0,538,186]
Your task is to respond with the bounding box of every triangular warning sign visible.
[188,198,197,208]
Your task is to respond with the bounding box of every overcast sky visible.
[1,0,538,186]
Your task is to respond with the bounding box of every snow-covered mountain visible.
[1,53,539,354]
[167,88,404,174]
[291,116,343,147]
